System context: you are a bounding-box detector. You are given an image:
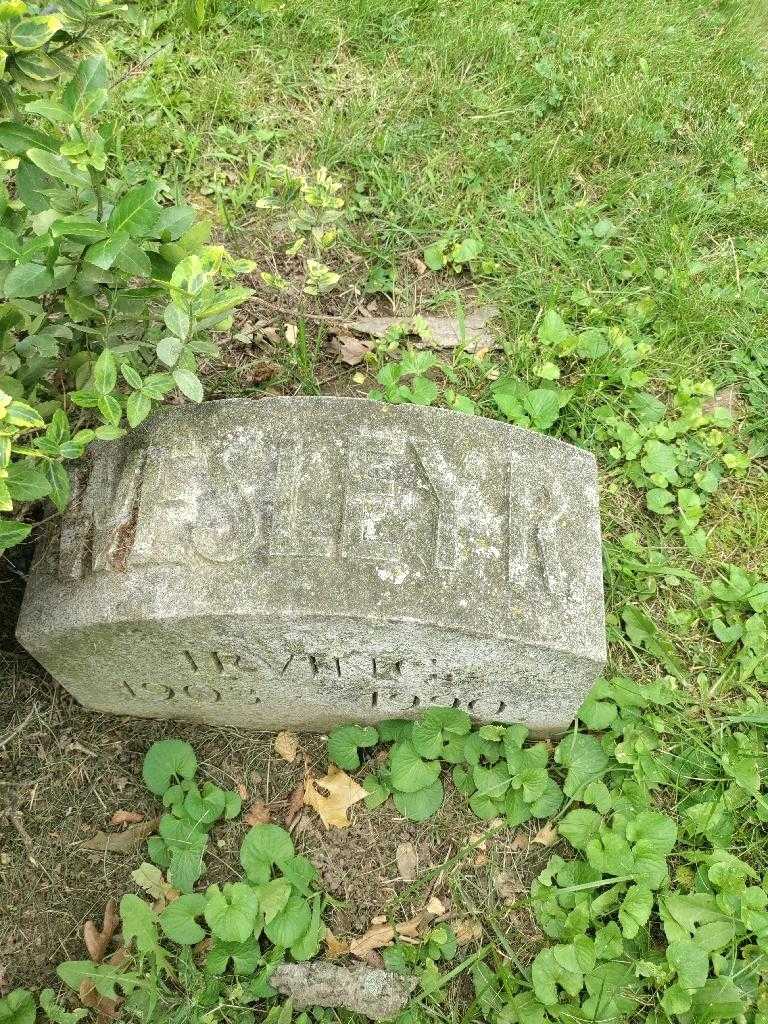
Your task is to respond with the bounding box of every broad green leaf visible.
[539,309,569,346]
[259,877,291,924]
[411,707,471,759]
[389,740,441,793]
[0,227,22,260]
[0,120,58,154]
[6,461,51,501]
[204,882,259,943]
[26,148,90,189]
[158,893,206,944]
[523,388,564,430]
[0,989,36,1024]
[667,940,709,991]
[173,368,203,402]
[326,724,378,771]
[362,774,391,809]
[120,894,163,959]
[279,854,318,895]
[163,303,190,339]
[559,809,603,851]
[626,811,677,857]
[263,891,311,947]
[4,262,53,298]
[44,461,70,512]
[142,739,197,795]
[126,390,151,427]
[554,733,609,797]
[61,55,108,119]
[0,519,32,552]
[291,894,323,961]
[38,989,89,1023]
[85,231,129,270]
[51,218,107,243]
[393,778,444,820]
[618,885,653,939]
[57,961,142,999]
[108,182,161,239]
[93,348,117,396]
[240,823,294,880]
[9,15,61,50]
[114,239,152,277]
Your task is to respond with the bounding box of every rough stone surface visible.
[270,963,417,1020]
[16,397,606,733]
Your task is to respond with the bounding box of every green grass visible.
[111,0,768,375]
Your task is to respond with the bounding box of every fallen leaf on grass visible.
[349,922,396,959]
[396,896,446,940]
[244,800,271,826]
[131,862,178,904]
[284,780,306,830]
[274,731,300,763]
[324,926,350,959]
[510,832,530,852]
[110,809,144,827]
[532,822,558,847]
[396,842,418,881]
[304,767,367,829]
[343,306,499,356]
[83,817,159,853]
[455,918,483,946]
[493,871,525,900]
[334,333,374,366]
[84,900,119,963]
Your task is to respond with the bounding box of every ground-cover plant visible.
[3,678,766,1022]
[0,1,253,554]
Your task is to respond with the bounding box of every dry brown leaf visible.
[345,306,499,353]
[244,800,271,827]
[349,922,396,959]
[455,918,483,946]
[395,842,418,881]
[109,809,144,827]
[334,333,374,366]
[274,731,299,763]
[236,783,249,801]
[493,871,525,900]
[324,926,350,960]
[284,780,306,829]
[304,767,367,829]
[83,817,159,853]
[396,897,446,940]
[510,832,530,852]
[84,900,118,963]
[532,822,558,847]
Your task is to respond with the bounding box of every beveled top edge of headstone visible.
[122,395,598,466]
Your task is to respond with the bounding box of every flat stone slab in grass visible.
[16,398,606,733]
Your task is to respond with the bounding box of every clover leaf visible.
[327,724,379,771]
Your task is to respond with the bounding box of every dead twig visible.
[0,709,35,750]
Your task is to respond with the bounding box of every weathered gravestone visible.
[16,398,606,733]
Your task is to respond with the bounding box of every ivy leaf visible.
[393,778,444,821]
[204,883,259,943]
[143,740,197,795]
[158,894,206,945]
[618,885,653,939]
[411,707,471,759]
[389,740,441,793]
[327,725,379,771]
[263,892,311,948]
